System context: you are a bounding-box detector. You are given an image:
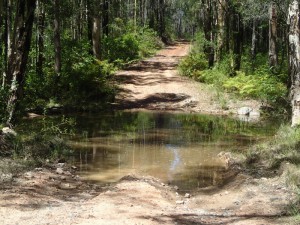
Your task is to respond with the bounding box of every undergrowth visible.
[178,32,288,111]
[245,125,300,219]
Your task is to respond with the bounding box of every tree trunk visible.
[53,0,61,77]
[215,0,226,63]
[288,0,300,126]
[102,0,109,36]
[92,16,101,59]
[202,0,214,67]
[251,19,257,72]
[3,0,12,87]
[36,0,45,77]
[269,1,278,68]
[6,0,36,124]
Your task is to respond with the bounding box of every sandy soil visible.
[0,42,297,225]
[0,164,296,225]
[115,41,260,115]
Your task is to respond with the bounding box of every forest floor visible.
[0,42,297,225]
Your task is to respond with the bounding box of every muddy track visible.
[115,41,260,115]
[0,43,296,225]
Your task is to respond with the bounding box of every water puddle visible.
[66,111,279,192]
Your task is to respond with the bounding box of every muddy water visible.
[66,111,279,192]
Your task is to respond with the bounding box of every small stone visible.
[184,193,191,198]
[2,127,17,136]
[24,172,34,179]
[71,166,78,170]
[57,163,65,168]
[225,191,229,195]
[174,186,179,190]
[237,107,253,115]
[35,168,43,171]
[56,168,64,175]
[161,183,166,186]
[176,200,184,205]
[74,175,81,180]
[61,176,67,181]
[66,171,73,176]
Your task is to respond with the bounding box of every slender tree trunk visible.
[53,0,61,77]
[92,16,101,59]
[102,0,109,36]
[3,0,12,87]
[269,1,278,68]
[215,0,226,63]
[36,0,45,77]
[203,0,214,67]
[251,19,257,72]
[6,0,36,124]
[86,0,93,54]
[288,0,300,126]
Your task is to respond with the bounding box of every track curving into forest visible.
[115,41,260,115]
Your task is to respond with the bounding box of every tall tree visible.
[53,0,61,77]
[269,1,278,67]
[288,0,300,126]
[6,0,36,124]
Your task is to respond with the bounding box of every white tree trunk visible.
[288,0,300,126]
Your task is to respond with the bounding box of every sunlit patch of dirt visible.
[115,41,261,115]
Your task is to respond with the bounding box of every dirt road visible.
[115,41,260,115]
[0,43,296,225]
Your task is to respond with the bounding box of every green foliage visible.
[248,125,300,169]
[179,53,208,78]
[24,38,116,111]
[223,71,287,103]
[178,32,209,77]
[103,19,163,63]
[103,33,140,62]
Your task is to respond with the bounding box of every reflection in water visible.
[18,111,280,191]
[67,111,279,191]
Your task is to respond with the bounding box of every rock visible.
[57,163,65,168]
[176,200,184,205]
[174,186,179,191]
[237,107,253,115]
[1,127,17,136]
[56,168,64,175]
[71,166,78,170]
[249,110,260,117]
[24,172,34,179]
[184,193,191,198]
[35,168,43,171]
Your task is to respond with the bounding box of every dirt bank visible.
[0,161,296,225]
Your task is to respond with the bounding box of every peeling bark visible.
[288,0,300,126]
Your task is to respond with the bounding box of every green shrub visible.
[103,33,140,62]
[179,53,208,78]
[223,71,287,103]
[178,32,211,78]
[248,125,300,168]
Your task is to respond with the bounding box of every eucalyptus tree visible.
[6,0,36,124]
[288,0,300,126]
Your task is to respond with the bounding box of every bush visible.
[103,33,140,62]
[223,71,287,103]
[248,125,300,169]
[103,19,163,63]
[179,53,208,78]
